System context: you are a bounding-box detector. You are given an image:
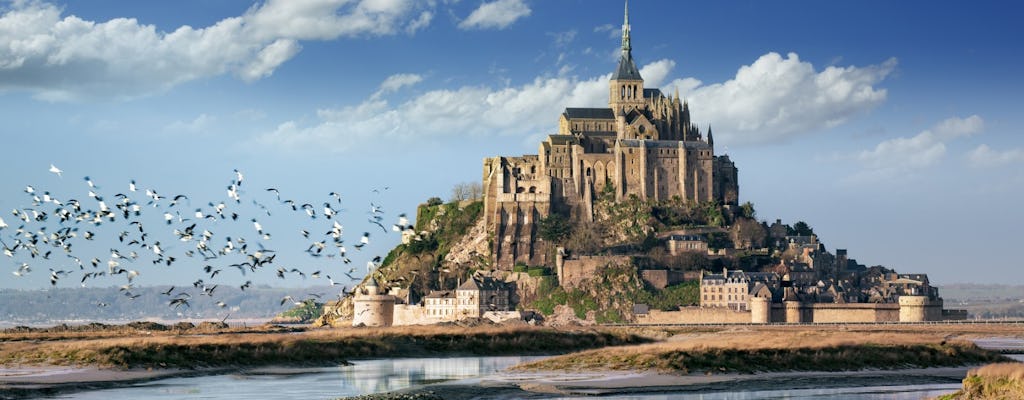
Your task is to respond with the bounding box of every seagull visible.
[301,203,315,219]
[49,164,62,177]
[170,297,190,309]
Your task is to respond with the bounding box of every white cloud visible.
[0,0,433,100]
[259,53,898,154]
[405,11,434,34]
[258,70,609,153]
[238,39,301,82]
[548,30,577,48]
[164,113,216,134]
[639,59,674,88]
[662,52,895,146]
[593,23,618,39]
[967,144,1024,168]
[458,0,531,30]
[379,73,424,93]
[850,115,983,181]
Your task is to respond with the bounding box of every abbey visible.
[482,4,738,268]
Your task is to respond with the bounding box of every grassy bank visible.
[938,362,1024,399]
[514,331,1012,374]
[0,325,651,369]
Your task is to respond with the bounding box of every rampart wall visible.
[559,255,631,289]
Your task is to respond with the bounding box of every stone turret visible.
[898,295,942,322]
[352,278,395,327]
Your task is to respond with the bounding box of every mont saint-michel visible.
[331,3,964,328]
[2,1,1022,400]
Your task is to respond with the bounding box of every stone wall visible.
[635,307,751,324]
[392,304,430,326]
[559,255,631,289]
[799,303,900,323]
[634,301,933,325]
[638,269,685,289]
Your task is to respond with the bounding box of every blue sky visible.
[1,0,1022,292]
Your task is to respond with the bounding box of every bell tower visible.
[608,0,645,114]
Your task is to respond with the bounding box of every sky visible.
[1,0,1022,292]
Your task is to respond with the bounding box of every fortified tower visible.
[898,295,943,322]
[352,278,395,327]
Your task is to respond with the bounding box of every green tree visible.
[538,213,572,243]
[702,201,724,227]
[790,221,814,236]
[740,201,756,219]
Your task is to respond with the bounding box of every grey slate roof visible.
[613,54,643,80]
[563,108,614,120]
[643,88,663,98]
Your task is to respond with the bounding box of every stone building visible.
[700,268,780,310]
[482,2,739,269]
[424,276,511,320]
[666,234,708,255]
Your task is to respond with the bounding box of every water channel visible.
[49,341,1024,400]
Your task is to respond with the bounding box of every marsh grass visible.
[0,324,649,369]
[513,330,1012,374]
[938,362,1024,399]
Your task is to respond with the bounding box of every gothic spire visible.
[621,0,631,54]
[611,0,641,81]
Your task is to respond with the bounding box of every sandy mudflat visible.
[355,367,973,399]
[0,366,184,384]
[0,366,199,399]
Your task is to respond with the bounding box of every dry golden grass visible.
[513,328,1014,374]
[1,322,1019,372]
[0,323,649,369]
[971,362,1024,381]
[939,362,1024,399]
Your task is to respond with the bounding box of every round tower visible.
[784,300,803,324]
[898,295,929,323]
[352,278,395,327]
[750,296,770,324]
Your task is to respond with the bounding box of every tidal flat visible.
[0,322,1021,399]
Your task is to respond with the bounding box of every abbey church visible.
[483,3,739,268]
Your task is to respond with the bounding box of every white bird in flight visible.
[49,164,62,178]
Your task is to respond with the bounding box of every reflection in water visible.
[50,337,1024,400]
[338,356,537,395]
[55,356,538,400]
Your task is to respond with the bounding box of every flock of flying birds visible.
[1,164,416,313]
